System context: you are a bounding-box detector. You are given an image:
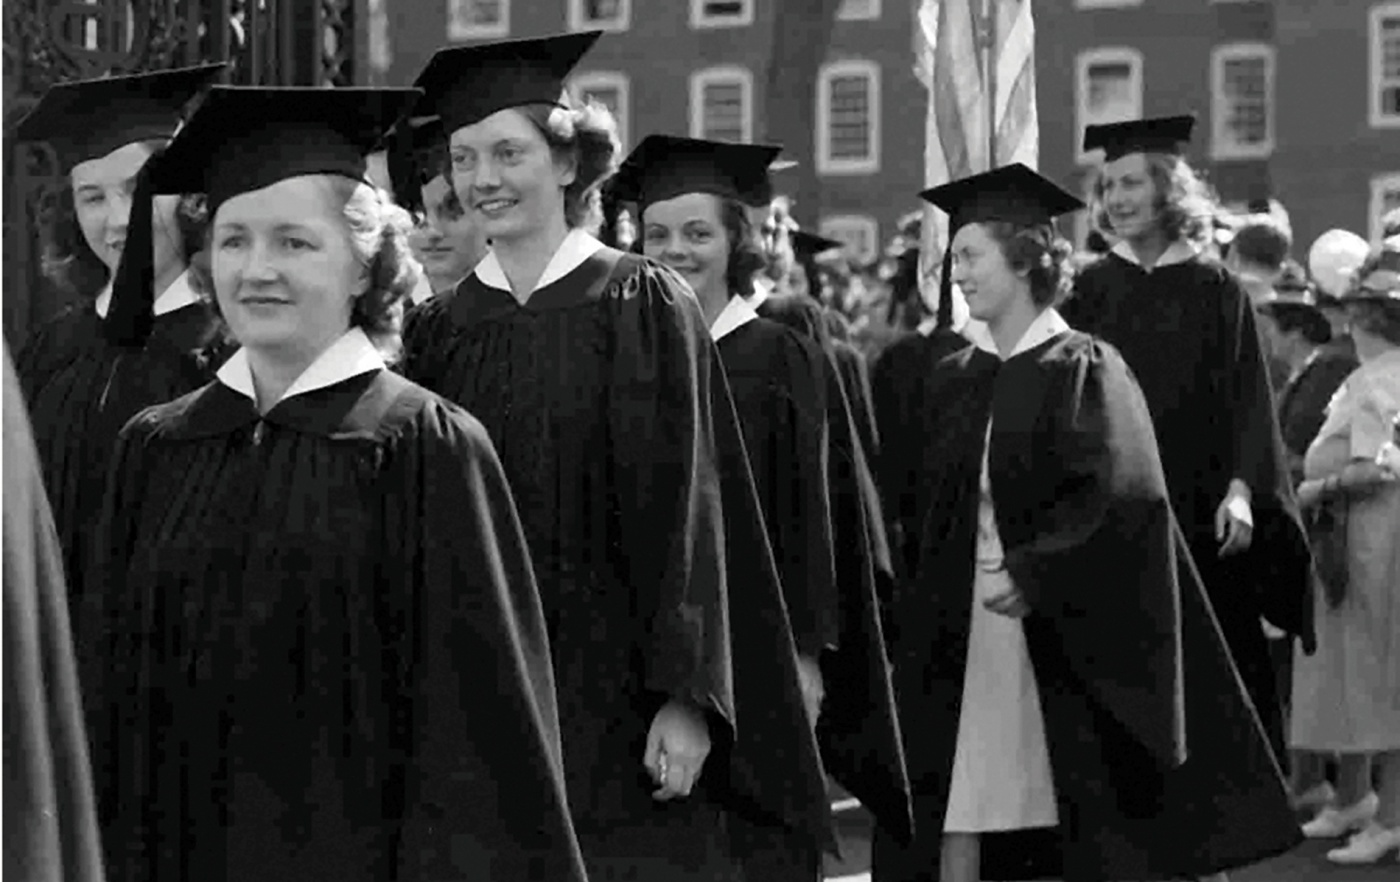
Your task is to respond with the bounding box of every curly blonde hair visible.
[1091,152,1218,247]
[519,94,622,231]
[980,220,1076,307]
[189,177,421,361]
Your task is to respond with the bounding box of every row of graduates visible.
[9,29,1307,882]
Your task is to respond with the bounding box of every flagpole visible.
[982,0,997,171]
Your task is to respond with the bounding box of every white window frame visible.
[447,0,510,40]
[816,59,881,175]
[690,0,754,29]
[1371,2,1400,128]
[1210,42,1275,160]
[1075,47,1144,164]
[571,71,630,149]
[1371,173,1400,243]
[820,216,879,263]
[1073,0,1143,8]
[837,0,882,21]
[568,0,631,33]
[689,66,754,143]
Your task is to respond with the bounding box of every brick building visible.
[377,0,1400,260]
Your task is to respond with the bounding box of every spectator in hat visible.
[1228,215,1293,308]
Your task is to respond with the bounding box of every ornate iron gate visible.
[3,0,368,345]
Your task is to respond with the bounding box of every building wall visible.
[1274,0,1400,250]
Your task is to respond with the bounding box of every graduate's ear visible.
[553,147,578,190]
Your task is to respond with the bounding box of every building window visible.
[690,67,753,143]
[569,0,630,32]
[817,60,881,175]
[1372,173,1400,242]
[1372,3,1400,128]
[448,0,509,40]
[1075,48,1143,163]
[820,216,879,263]
[572,72,630,149]
[837,0,881,20]
[690,0,754,29]
[1211,43,1274,160]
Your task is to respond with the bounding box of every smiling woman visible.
[79,85,589,882]
[12,63,228,615]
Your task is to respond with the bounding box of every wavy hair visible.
[1092,152,1217,247]
[979,220,1075,307]
[520,95,622,231]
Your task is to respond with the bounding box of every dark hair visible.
[520,96,621,231]
[719,197,766,296]
[189,178,418,361]
[1265,305,1332,346]
[979,220,1075,307]
[41,143,206,300]
[1231,219,1292,271]
[793,247,823,301]
[1346,300,1400,346]
[1092,152,1217,247]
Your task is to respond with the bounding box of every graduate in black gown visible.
[78,85,587,882]
[617,134,913,878]
[13,64,230,610]
[4,343,105,882]
[399,33,827,881]
[873,164,1300,882]
[1063,116,1314,759]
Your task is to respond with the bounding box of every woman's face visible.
[642,192,731,302]
[70,140,183,280]
[409,174,487,292]
[1099,152,1160,242]
[449,107,575,243]
[211,174,363,359]
[950,222,1027,323]
[786,261,812,299]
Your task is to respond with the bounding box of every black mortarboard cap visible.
[410,31,601,134]
[14,63,228,171]
[610,135,784,210]
[108,85,421,349]
[919,163,1084,329]
[1082,114,1196,161]
[384,114,449,214]
[791,230,844,258]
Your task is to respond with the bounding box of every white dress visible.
[943,436,1060,833]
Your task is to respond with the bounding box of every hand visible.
[644,699,711,801]
[983,584,1030,619]
[1215,480,1254,557]
[795,654,825,726]
[1340,459,1398,496]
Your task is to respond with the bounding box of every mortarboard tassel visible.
[104,146,164,349]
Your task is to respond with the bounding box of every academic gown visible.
[79,344,587,882]
[873,328,1300,882]
[832,339,880,465]
[3,344,105,882]
[754,294,912,848]
[402,238,823,881]
[871,326,973,580]
[17,277,229,610]
[1064,250,1315,757]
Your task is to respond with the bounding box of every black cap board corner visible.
[385,114,449,214]
[411,30,602,134]
[918,162,1084,330]
[107,84,422,350]
[611,134,784,210]
[14,62,229,170]
[1082,114,1196,162]
[792,230,845,258]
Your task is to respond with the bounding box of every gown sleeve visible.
[995,339,1187,769]
[398,402,589,882]
[2,345,106,882]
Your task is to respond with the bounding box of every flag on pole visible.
[914,0,1039,329]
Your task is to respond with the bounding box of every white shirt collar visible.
[94,269,200,319]
[409,273,436,306]
[1111,239,1200,271]
[749,276,775,306]
[709,294,759,342]
[973,308,1071,360]
[473,229,603,294]
[217,327,385,409]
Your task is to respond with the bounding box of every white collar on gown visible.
[709,294,759,342]
[1110,239,1200,272]
[93,268,200,318]
[216,327,385,409]
[973,308,1071,360]
[472,228,603,294]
